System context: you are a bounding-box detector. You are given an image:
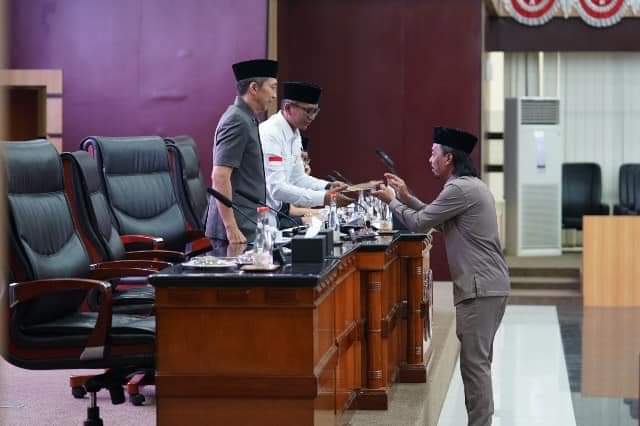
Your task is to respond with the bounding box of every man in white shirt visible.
[259,81,352,226]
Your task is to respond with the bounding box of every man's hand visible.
[336,193,355,207]
[225,226,247,244]
[384,173,409,202]
[372,183,396,204]
[327,181,348,191]
[324,185,344,204]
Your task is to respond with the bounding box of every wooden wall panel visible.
[278,0,483,280]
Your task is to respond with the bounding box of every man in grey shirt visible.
[372,127,510,426]
[205,59,278,245]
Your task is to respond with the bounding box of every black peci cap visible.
[232,59,278,81]
[433,127,478,154]
[282,82,322,104]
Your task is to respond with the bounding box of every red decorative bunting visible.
[575,0,629,27]
[503,0,561,26]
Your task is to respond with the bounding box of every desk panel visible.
[151,234,431,424]
[583,216,640,306]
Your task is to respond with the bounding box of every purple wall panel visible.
[9,0,268,181]
[279,0,483,280]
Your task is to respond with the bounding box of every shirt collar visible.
[275,110,299,141]
[234,96,259,124]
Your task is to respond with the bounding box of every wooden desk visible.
[150,233,432,425]
[398,235,433,383]
[583,216,640,306]
[582,307,640,399]
[353,234,433,409]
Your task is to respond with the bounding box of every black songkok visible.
[232,59,278,81]
[433,127,478,154]
[282,82,322,104]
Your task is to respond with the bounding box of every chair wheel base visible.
[129,393,145,406]
[72,386,87,399]
[84,406,103,426]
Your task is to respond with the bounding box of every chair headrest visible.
[5,140,63,194]
[91,136,170,175]
[67,151,101,193]
[167,136,200,178]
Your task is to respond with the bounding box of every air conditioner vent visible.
[521,184,560,249]
[521,99,560,125]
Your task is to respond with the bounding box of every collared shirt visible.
[205,97,266,242]
[259,111,328,224]
[389,176,511,305]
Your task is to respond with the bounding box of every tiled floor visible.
[438,304,640,426]
[438,306,576,426]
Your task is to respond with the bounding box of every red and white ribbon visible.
[573,0,630,27]
[267,155,283,167]
[503,0,561,26]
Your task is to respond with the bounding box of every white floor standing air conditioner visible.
[504,97,563,256]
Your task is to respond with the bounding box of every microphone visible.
[235,189,301,226]
[375,149,397,174]
[331,170,352,185]
[207,187,257,225]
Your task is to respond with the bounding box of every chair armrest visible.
[182,230,211,257]
[87,266,157,281]
[91,260,170,271]
[184,229,206,241]
[10,279,113,358]
[124,250,185,263]
[185,237,211,258]
[121,234,165,250]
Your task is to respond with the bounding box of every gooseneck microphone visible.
[235,189,300,225]
[207,187,257,225]
[331,170,352,185]
[375,149,397,175]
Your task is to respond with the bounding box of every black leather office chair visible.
[62,150,185,263]
[562,162,609,230]
[4,139,155,423]
[165,135,208,231]
[614,164,640,215]
[81,136,210,256]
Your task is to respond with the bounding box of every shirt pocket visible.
[454,272,476,298]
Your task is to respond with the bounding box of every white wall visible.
[501,52,640,206]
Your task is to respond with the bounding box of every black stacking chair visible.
[81,136,210,256]
[614,164,640,215]
[562,163,610,230]
[4,139,155,422]
[165,135,208,231]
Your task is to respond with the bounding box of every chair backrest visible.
[165,135,208,231]
[619,164,640,210]
[81,136,188,251]
[5,140,90,324]
[562,163,602,215]
[62,151,126,261]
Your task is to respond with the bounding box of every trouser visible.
[455,296,508,426]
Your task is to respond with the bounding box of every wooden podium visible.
[150,233,432,425]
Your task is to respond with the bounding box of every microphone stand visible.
[206,187,257,226]
[235,189,304,230]
[331,170,352,185]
